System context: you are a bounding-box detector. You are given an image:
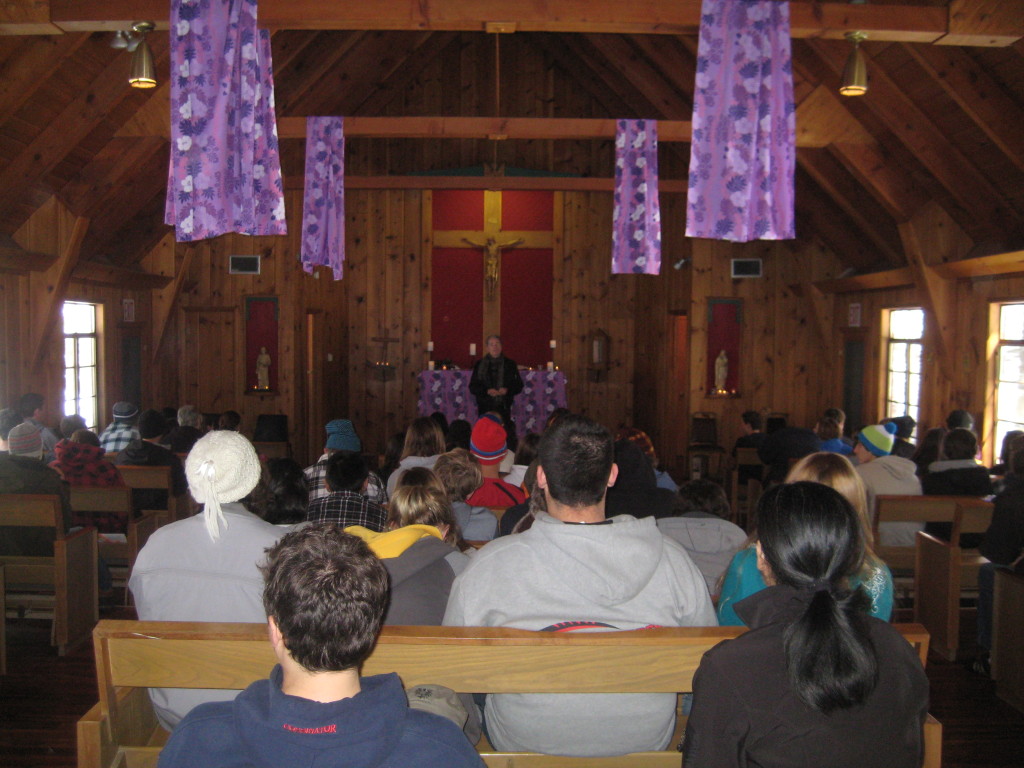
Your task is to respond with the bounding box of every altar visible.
[417,370,567,438]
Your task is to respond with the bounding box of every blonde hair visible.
[387,485,460,546]
[785,452,879,565]
[433,448,483,501]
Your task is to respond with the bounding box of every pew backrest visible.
[875,495,962,570]
[116,465,187,522]
[80,621,939,768]
[0,493,97,654]
[69,487,160,571]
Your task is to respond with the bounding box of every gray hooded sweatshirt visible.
[657,513,748,596]
[856,454,923,546]
[443,511,716,757]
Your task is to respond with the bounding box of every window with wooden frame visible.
[993,302,1024,457]
[883,307,924,436]
[62,301,99,429]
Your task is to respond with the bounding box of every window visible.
[884,308,924,433]
[63,302,99,429]
[994,302,1024,453]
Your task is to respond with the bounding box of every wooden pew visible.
[913,497,993,660]
[874,495,965,572]
[78,621,942,768]
[992,568,1024,714]
[0,494,97,655]
[69,487,160,577]
[117,465,190,524]
[729,446,764,528]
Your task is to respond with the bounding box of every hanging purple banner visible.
[301,117,346,280]
[165,0,287,242]
[612,119,662,275]
[686,0,796,242]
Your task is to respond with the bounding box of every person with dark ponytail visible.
[683,482,929,768]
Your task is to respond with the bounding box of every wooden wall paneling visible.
[345,189,372,441]
[399,190,425,442]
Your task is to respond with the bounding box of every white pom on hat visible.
[186,431,261,541]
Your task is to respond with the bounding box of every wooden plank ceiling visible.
[0,1,1021,278]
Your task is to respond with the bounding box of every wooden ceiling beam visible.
[0,233,56,273]
[902,43,1024,173]
[30,215,88,371]
[939,0,1024,47]
[814,267,916,294]
[31,2,959,42]
[805,38,1014,238]
[0,33,91,123]
[931,249,1024,279]
[283,175,690,192]
[901,217,957,384]
[71,260,172,290]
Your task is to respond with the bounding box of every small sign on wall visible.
[122,299,135,323]
[848,302,862,328]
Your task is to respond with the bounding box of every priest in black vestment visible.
[469,335,524,427]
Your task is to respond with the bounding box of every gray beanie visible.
[186,431,261,541]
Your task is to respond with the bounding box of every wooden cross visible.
[432,190,552,330]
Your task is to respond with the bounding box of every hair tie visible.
[805,578,832,594]
[199,459,227,542]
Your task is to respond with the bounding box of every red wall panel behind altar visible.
[431,189,553,369]
[431,248,484,368]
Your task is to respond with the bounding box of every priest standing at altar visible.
[470,335,524,428]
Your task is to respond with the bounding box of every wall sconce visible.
[112,21,157,89]
[839,31,868,97]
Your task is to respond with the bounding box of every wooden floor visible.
[1,608,1023,767]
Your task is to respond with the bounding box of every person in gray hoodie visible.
[658,480,747,598]
[853,422,922,546]
[443,414,716,758]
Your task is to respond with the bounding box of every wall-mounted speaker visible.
[229,254,261,275]
[730,258,762,278]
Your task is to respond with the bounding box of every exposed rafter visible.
[31,1,963,42]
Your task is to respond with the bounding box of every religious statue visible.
[714,349,729,392]
[256,346,272,390]
[461,236,524,300]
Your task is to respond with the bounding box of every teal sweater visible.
[716,546,894,626]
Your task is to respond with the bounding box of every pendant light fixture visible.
[839,31,868,97]
[111,21,157,89]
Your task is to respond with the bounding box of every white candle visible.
[470,343,477,356]
[428,361,435,371]
[547,361,554,372]
[549,339,557,349]
[427,341,434,352]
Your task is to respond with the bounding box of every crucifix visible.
[432,190,552,333]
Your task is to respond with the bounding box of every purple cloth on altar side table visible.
[685,0,795,242]
[165,0,287,242]
[301,117,346,280]
[417,371,567,438]
[612,119,662,275]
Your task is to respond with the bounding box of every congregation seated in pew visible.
[116,409,187,513]
[158,525,481,768]
[129,430,284,729]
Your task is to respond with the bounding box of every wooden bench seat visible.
[913,497,993,660]
[875,495,976,573]
[116,465,191,524]
[993,568,1024,714]
[69,487,160,587]
[0,493,97,655]
[78,621,942,768]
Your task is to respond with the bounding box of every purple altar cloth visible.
[417,370,567,438]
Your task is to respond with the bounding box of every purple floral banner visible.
[612,119,662,275]
[165,0,287,241]
[686,0,796,242]
[301,117,346,280]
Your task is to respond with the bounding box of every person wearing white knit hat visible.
[129,430,284,730]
